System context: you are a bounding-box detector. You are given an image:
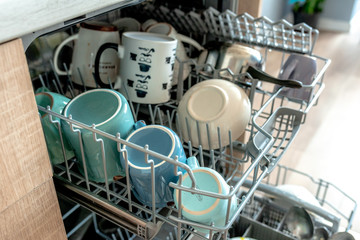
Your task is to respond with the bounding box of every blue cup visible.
[173,157,237,232]
[61,89,136,183]
[120,125,187,208]
[36,92,75,165]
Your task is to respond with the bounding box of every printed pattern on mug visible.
[127,79,134,87]
[127,45,175,100]
[131,47,155,98]
[167,48,177,85]
[130,53,137,61]
[137,47,154,73]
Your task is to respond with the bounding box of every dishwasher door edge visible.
[53,175,163,240]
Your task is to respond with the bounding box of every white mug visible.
[146,22,204,85]
[53,21,120,88]
[94,32,177,104]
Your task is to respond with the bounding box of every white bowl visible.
[177,79,251,150]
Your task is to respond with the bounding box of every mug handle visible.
[53,34,78,76]
[133,120,146,130]
[197,49,208,66]
[94,43,124,89]
[246,65,303,88]
[278,58,298,80]
[186,156,199,170]
[175,33,204,52]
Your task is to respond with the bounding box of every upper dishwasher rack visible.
[122,3,318,54]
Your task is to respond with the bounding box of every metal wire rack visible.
[228,161,358,239]
[121,3,319,54]
[245,164,358,233]
[27,5,357,240]
[36,52,330,240]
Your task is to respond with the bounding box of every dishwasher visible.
[15,0,357,239]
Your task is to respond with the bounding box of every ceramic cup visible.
[120,125,187,208]
[173,157,237,232]
[27,31,70,79]
[177,79,251,150]
[61,89,136,183]
[112,17,141,38]
[146,22,205,85]
[36,92,75,165]
[275,53,317,101]
[94,32,177,104]
[53,21,120,88]
[141,19,158,32]
[229,238,257,240]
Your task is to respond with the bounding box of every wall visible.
[319,0,358,31]
[261,0,360,32]
[261,0,288,21]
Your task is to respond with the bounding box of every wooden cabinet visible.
[237,0,263,17]
[0,39,67,240]
[0,1,139,238]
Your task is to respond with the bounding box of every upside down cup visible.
[177,79,251,150]
[61,89,136,183]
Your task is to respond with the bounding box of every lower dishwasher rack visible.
[36,55,332,239]
[42,85,294,240]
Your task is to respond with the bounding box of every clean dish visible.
[216,43,263,76]
[229,238,258,240]
[53,21,120,88]
[275,184,321,208]
[121,124,187,208]
[141,19,158,31]
[94,32,177,104]
[283,206,314,239]
[173,156,237,233]
[36,92,75,164]
[275,53,317,101]
[61,89,136,183]
[112,17,141,34]
[329,232,355,240]
[313,227,330,240]
[146,22,204,85]
[177,79,251,150]
[215,42,303,88]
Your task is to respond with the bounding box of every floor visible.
[272,25,360,235]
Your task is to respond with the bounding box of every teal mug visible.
[173,157,238,232]
[35,92,75,165]
[61,89,136,183]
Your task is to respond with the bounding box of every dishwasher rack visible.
[241,164,357,233]
[121,2,319,54]
[28,5,354,240]
[36,61,330,240]
[39,85,302,240]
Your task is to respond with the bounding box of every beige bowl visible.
[177,79,251,150]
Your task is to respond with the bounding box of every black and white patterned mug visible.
[94,32,177,104]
